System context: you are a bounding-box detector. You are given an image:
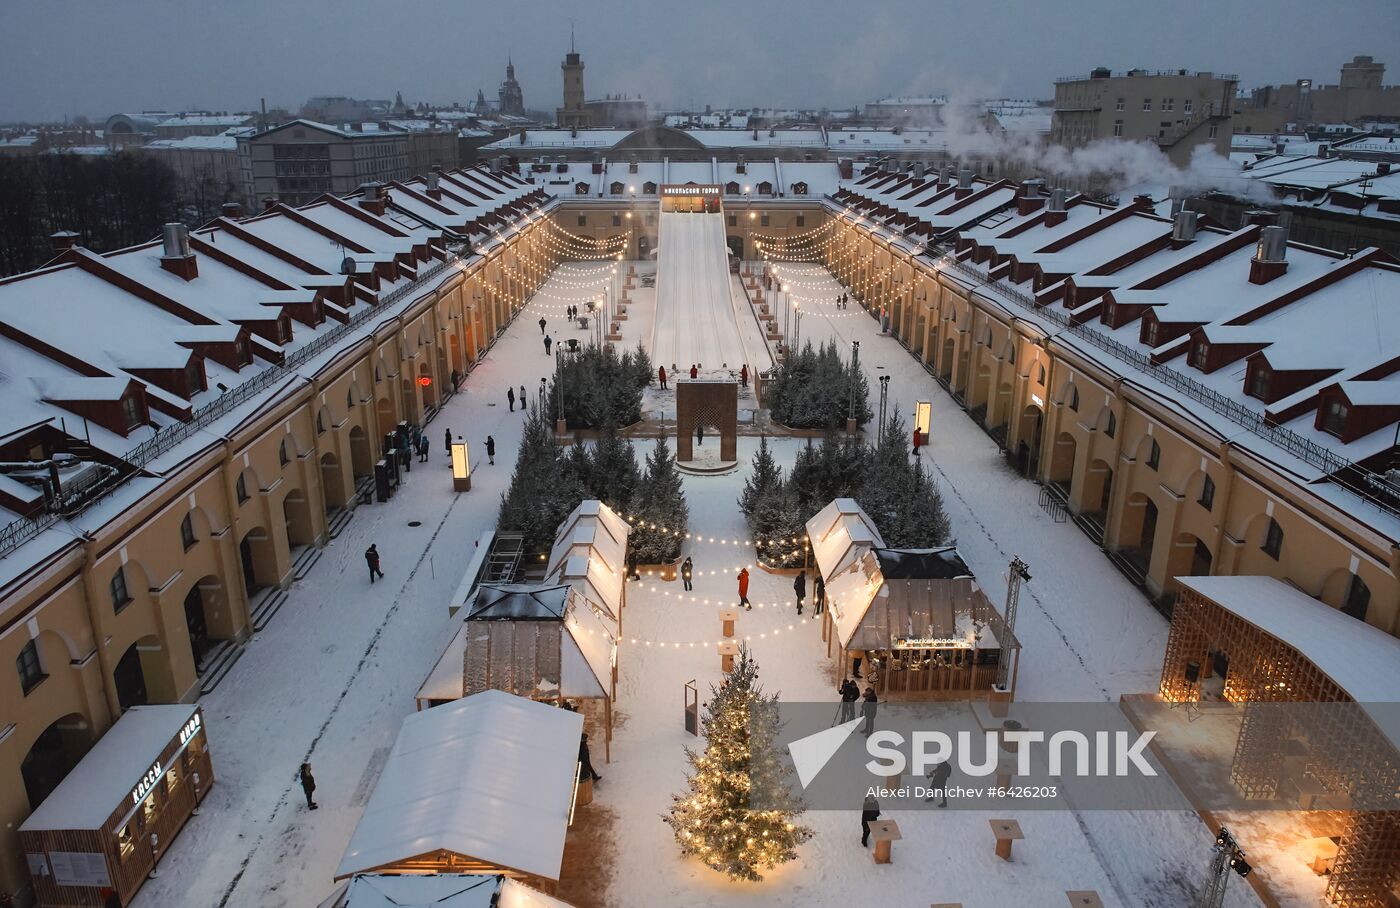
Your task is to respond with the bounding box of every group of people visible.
[836,678,879,734]
[504,384,529,413]
[791,570,825,616]
[653,364,750,390]
[834,292,851,310]
[442,429,495,465]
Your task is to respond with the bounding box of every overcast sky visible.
[2,0,1396,122]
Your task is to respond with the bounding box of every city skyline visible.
[1,0,1396,121]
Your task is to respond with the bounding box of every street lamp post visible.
[555,349,567,437]
[847,340,860,438]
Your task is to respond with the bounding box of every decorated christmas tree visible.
[664,647,813,881]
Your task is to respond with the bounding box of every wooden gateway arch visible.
[676,380,737,463]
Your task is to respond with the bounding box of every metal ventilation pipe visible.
[957,167,973,189]
[161,223,190,258]
[1048,187,1068,212]
[1172,210,1199,243]
[1255,225,1288,263]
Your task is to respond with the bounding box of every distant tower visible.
[474,89,490,115]
[498,56,526,117]
[557,29,592,128]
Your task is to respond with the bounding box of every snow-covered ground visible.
[652,212,753,375]
[132,261,1272,908]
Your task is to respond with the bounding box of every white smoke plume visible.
[934,101,1274,203]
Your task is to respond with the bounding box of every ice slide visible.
[651,211,762,374]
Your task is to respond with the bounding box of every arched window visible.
[17,640,44,694]
[346,387,355,408]
[1198,475,1215,511]
[575,182,590,195]
[1104,411,1117,438]
[317,410,326,434]
[279,440,290,466]
[1342,574,1371,620]
[642,181,657,194]
[1262,518,1283,560]
[1147,440,1161,471]
[757,181,773,195]
[1036,364,1046,385]
[236,473,249,504]
[1068,387,1080,411]
[725,181,740,194]
[180,513,196,550]
[610,181,624,194]
[110,567,131,612]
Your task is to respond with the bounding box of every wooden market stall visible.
[318,873,579,908]
[1159,576,1400,908]
[824,545,1020,699]
[19,704,211,908]
[415,582,617,758]
[334,691,584,890]
[545,500,629,632]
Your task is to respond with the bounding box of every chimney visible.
[1132,193,1155,210]
[358,182,386,215]
[1248,225,1289,284]
[838,158,853,180]
[1243,208,1275,227]
[425,172,442,200]
[49,230,79,253]
[628,154,638,173]
[263,196,279,212]
[221,202,241,219]
[1017,178,1047,215]
[940,163,955,185]
[736,154,746,175]
[1171,210,1199,247]
[592,152,603,174]
[1379,162,1392,176]
[1167,185,1185,217]
[159,223,198,281]
[1044,188,1069,226]
[1274,141,1286,155]
[913,161,926,179]
[518,128,527,145]
[955,167,973,198]
[350,122,363,132]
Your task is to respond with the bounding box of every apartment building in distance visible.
[238,120,411,207]
[1051,67,1237,166]
[1237,55,1400,134]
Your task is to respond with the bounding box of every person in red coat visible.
[737,567,751,610]
[689,364,698,379]
[658,365,668,389]
[740,364,748,387]
[912,425,922,457]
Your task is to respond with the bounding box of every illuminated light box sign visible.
[660,184,721,196]
[892,636,974,650]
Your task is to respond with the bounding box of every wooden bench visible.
[989,818,1024,861]
[868,820,901,864]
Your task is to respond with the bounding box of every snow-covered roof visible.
[335,690,583,881]
[144,134,240,151]
[20,705,199,831]
[805,498,885,583]
[320,874,578,908]
[1178,575,1400,749]
[157,114,252,128]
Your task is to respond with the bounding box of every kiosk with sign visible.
[20,705,212,908]
[914,401,932,446]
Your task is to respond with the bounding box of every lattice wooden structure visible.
[676,380,737,462]
[1159,587,1400,907]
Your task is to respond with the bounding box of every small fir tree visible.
[738,435,782,519]
[664,646,813,881]
[627,435,688,563]
[589,424,641,510]
[497,402,586,552]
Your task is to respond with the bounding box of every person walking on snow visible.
[737,567,751,610]
[689,364,698,379]
[793,570,806,615]
[837,678,859,723]
[417,435,429,463]
[519,385,527,416]
[543,334,552,356]
[740,363,748,387]
[861,794,881,847]
[926,757,953,807]
[658,365,668,389]
[444,428,452,455]
[861,687,879,736]
[578,732,602,783]
[365,544,384,583]
[485,435,495,465]
[912,425,922,457]
[681,556,694,591]
[814,573,827,615]
[507,386,516,411]
[696,424,704,447]
[298,763,318,810]
[539,316,547,334]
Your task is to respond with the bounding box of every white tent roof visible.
[334,691,583,881]
[805,498,885,583]
[546,500,629,618]
[21,704,198,831]
[1178,576,1400,750]
[416,585,617,706]
[319,873,577,908]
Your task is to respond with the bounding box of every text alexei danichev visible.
[864,785,1060,800]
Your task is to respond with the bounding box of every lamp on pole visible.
[555,348,567,437]
[847,340,860,437]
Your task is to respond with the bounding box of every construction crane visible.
[996,556,1031,691]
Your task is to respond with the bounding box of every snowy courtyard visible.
[130,261,1269,908]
